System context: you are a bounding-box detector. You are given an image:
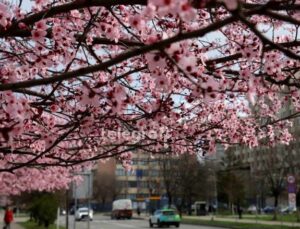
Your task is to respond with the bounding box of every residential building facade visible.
[95,152,165,211]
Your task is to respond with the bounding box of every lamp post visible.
[72,171,93,229]
[207,164,218,220]
[196,149,218,218]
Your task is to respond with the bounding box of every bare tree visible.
[157,155,178,208]
[93,171,120,206]
[218,170,245,214]
[158,154,208,214]
[251,145,297,220]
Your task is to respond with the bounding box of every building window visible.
[128,194,136,199]
[128,181,137,188]
[116,169,126,176]
[149,170,159,177]
[117,180,127,188]
[132,159,138,165]
[137,181,148,188]
[117,194,127,199]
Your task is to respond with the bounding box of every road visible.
[59,214,225,229]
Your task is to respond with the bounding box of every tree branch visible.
[0,16,236,91]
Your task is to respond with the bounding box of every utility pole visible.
[87,172,92,229]
[66,189,69,229]
[73,181,77,229]
[73,171,93,229]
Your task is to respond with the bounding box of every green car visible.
[149,209,181,227]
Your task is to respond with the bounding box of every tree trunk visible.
[66,189,69,229]
[272,195,279,221]
[187,197,192,216]
[167,191,172,208]
[178,200,184,218]
[45,221,49,229]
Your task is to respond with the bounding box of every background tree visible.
[218,171,245,214]
[93,170,120,207]
[251,144,299,220]
[175,154,208,215]
[224,141,300,220]
[28,192,59,229]
[158,155,179,208]
[158,154,208,214]
[218,149,249,214]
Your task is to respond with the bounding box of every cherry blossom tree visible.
[0,0,300,193]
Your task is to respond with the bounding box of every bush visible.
[29,193,58,228]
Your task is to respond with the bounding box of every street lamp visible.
[196,152,218,218]
[72,171,93,229]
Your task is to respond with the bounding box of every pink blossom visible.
[129,15,145,30]
[35,20,48,31]
[223,0,238,11]
[0,3,11,28]
[31,29,47,42]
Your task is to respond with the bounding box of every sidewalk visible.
[11,223,24,229]
[0,220,24,229]
[0,211,28,229]
[184,215,300,227]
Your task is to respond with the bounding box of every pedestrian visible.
[137,207,141,216]
[237,205,243,219]
[3,206,13,229]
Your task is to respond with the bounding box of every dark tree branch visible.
[236,13,300,60]
[0,16,236,91]
[0,0,147,37]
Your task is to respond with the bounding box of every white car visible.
[247,205,257,214]
[75,207,93,221]
[280,206,297,214]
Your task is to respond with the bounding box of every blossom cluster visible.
[0,0,298,193]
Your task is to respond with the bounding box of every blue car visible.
[263,206,275,214]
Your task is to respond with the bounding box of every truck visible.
[111,199,133,219]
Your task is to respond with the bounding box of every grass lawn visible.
[223,213,300,223]
[20,220,65,229]
[181,218,297,229]
[15,213,30,218]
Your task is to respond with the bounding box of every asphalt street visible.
[59,214,225,229]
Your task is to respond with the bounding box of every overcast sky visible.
[18,0,32,11]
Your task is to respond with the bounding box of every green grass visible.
[181,218,297,229]
[20,220,65,229]
[222,213,300,223]
[15,212,30,218]
[217,209,235,216]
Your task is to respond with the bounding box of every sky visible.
[18,0,32,11]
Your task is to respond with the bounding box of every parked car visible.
[70,204,90,215]
[280,206,297,214]
[149,209,181,228]
[75,207,93,221]
[263,206,275,214]
[247,205,257,214]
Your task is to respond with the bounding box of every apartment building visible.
[95,152,165,211]
[115,152,165,210]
